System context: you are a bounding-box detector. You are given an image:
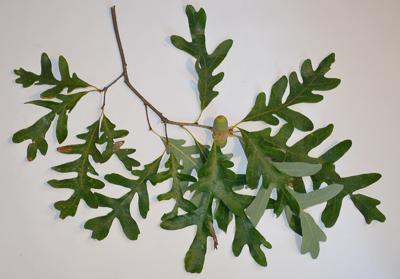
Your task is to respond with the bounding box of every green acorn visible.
[212,115,229,147]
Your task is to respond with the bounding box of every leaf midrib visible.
[78,122,99,194]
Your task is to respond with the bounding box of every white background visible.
[1,0,399,278]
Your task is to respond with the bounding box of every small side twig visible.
[99,73,124,112]
[103,73,124,91]
[100,88,107,112]
[144,105,153,131]
[163,122,169,145]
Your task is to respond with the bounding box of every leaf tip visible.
[225,39,234,47]
[11,133,21,143]
[344,139,353,148]
[40,52,50,63]
[366,173,383,184]
[374,173,382,181]
[27,153,36,161]
[326,123,334,132]
[185,4,196,15]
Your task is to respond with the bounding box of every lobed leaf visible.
[48,119,103,218]
[232,215,272,266]
[171,5,233,111]
[243,123,384,227]
[84,192,140,240]
[242,54,340,131]
[151,153,197,220]
[299,211,326,258]
[318,172,384,227]
[161,137,206,191]
[12,91,90,160]
[240,128,307,219]
[84,156,162,240]
[14,53,91,98]
[160,192,213,273]
[12,112,55,161]
[189,143,250,217]
[239,128,286,189]
[350,194,386,224]
[98,115,140,170]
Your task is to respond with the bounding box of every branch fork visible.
[106,5,212,141]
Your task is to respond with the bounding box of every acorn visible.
[212,115,229,147]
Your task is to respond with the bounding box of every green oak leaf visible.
[47,119,104,218]
[299,211,326,259]
[12,112,55,161]
[161,143,265,272]
[271,162,322,177]
[232,215,272,266]
[284,184,343,257]
[239,128,301,216]
[84,156,162,240]
[288,184,344,210]
[160,192,213,273]
[151,153,197,220]
[190,143,271,267]
[12,91,90,160]
[98,115,140,170]
[161,137,206,191]
[242,54,340,131]
[84,192,140,240]
[171,5,233,111]
[350,194,386,224]
[239,128,286,189]
[189,143,250,217]
[245,185,274,226]
[14,53,91,98]
[248,123,385,227]
[213,172,247,231]
[212,171,247,232]
[319,172,385,227]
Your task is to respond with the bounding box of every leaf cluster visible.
[12,53,94,160]
[11,4,385,274]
